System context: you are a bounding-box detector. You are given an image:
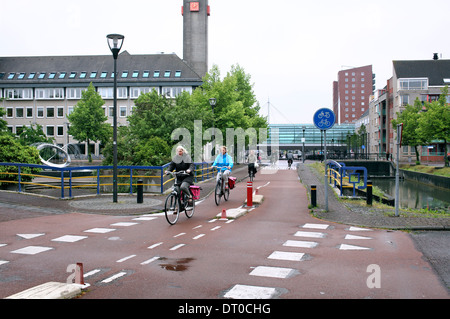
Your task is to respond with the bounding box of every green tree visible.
[417,86,450,166]
[392,98,424,164]
[18,123,54,146]
[0,134,41,186]
[67,83,110,162]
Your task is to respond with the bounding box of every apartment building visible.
[333,65,374,124]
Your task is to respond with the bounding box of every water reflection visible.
[374,179,450,211]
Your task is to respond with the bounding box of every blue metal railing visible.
[326,160,367,197]
[0,162,216,199]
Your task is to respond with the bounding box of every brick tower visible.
[182,0,209,78]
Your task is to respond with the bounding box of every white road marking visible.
[101,272,127,283]
[11,246,53,255]
[116,255,136,263]
[193,234,205,240]
[84,269,101,278]
[283,240,318,248]
[348,226,373,231]
[110,222,139,227]
[174,233,186,238]
[170,244,185,251]
[84,228,115,234]
[224,284,278,299]
[132,216,157,221]
[0,260,9,266]
[250,266,298,279]
[17,233,45,239]
[211,226,221,231]
[294,231,326,238]
[148,242,163,249]
[302,223,329,230]
[344,234,373,240]
[51,235,88,243]
[339,244,372,250]
[268,251,305,261]
[140,256,160,265]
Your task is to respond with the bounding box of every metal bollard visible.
[137,179,143,204]
[366,180,372,206]
[247,181,253,207]
[311,185,317,207]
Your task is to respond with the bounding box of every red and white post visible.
[247,181,253,207]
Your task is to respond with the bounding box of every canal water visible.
[373,179,450,211]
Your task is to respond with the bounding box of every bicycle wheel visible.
[214,180,222,206]
[165,193,180,225]
[185,195,195,218]
[224,186,230,201]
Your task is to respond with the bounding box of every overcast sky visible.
[2,0,449,124]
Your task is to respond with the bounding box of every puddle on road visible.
[159,257,194,272]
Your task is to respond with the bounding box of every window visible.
[132,71,139,78]
[57,106,64,118]
[119,106,127,117]
[26,107,33,118]
[400,94,409,106]
[38,73,46,79]
[15,107,24,118]
[90,72,97,78]
[49,72,56,79]
[399,78,428,90]
[69,72,77,79]
[117,87,127,99]
[98,87,114,99]
[6,108,13,118]
[80,72,87,79]
[36,88,64,99]
[121,71,128,78]
[57,126,64,136]
[28,73,36,79]
[46,107,55,118]
[164,71,171,77]
[68,88,84,99]
[59,72,66,79]
[6,89,33,99]
[142,71,150,78]
[46,126,55,136]
[100,71,108,78]
[175,70,182,77]
[7,73,15,79]
[37,107,44,118]
[18,73,25,79]
[153,70,160,77]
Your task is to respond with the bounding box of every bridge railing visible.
[0,162,216,199]
[326,160,368,197]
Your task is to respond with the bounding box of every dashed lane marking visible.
[344,234,373,240]
[51,235,88,243]
[224,284,280,299]
[101,271,127,284]
[17,233,45,239]
[294,231,326,238]
[283,240,318,248]
[140,256,160,265]
[148,242,163,249]
[302,223,330,230]
[116,255,136,263]
[11,246,53,255]
[111,222,139,227]
[84,228,116,234]
[170,244,185,251]
[348,226,373,231]
[250,266,298,279]
[268,251,306,261]
[338,244,372,251]
[193,234,205,240]
[0,260,9,266]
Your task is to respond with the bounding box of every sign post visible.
[395,123,403,217]
[313,108,336,211]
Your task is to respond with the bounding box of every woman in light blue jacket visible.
[212,146,233,187]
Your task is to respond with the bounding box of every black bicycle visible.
[164,171,195,225]
[214,167,230,206]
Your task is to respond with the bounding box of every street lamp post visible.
[107,34,124,203]
[209,98,216,159]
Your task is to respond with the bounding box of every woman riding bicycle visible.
[165,146,195,205]
[211,146,233,188]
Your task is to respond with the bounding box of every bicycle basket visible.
[228,177,236,189]
[189,185,201,200]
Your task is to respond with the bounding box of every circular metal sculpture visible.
[35,143,71,168]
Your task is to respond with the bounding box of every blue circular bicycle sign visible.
[313,108,336,130]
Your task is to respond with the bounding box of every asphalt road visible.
[0,163,448,300]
